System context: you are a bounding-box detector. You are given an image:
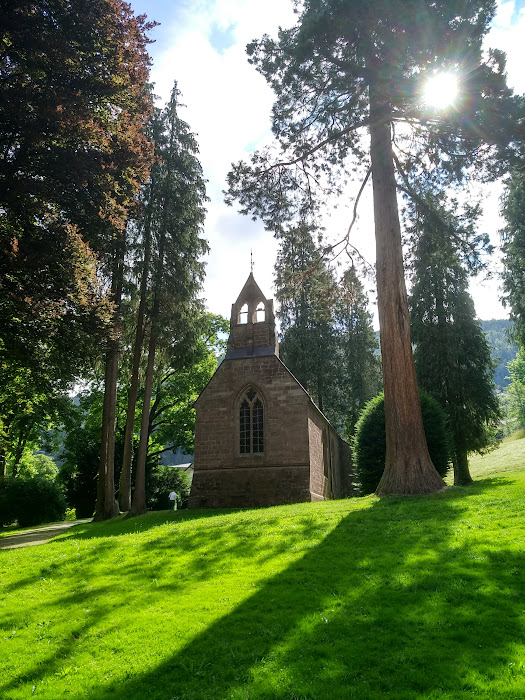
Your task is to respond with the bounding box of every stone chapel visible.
[188,273,353,509]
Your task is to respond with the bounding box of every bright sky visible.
[129,0,525,326]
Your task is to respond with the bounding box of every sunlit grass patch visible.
[1,455,524,699]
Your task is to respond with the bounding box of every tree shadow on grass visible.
[56,506,271,542]
[2,478,522,699]
[70,482,524,700]
[0,503,333,699]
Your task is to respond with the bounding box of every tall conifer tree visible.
[334,267,382,437]
[407,194,500,485]
[275,224,380,434]
[275,223,338,416]
[501,168,525,348]
[128,84,208,516]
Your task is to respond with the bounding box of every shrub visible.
[4,476,68,527]
[0,480,15,527]
[352,391,452,494]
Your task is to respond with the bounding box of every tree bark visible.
[453,450,473,486]
[369,85,445,496]
[94,243,123,521]
[130,212,165,517]
[130,325,157,516]
[0,418,11,479]
[11,431,27,477]
[119,216,153,512]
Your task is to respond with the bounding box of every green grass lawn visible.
[1,440,525,699]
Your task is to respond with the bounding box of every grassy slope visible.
[1,441,525,699]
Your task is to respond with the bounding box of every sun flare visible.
[423,73,459,109]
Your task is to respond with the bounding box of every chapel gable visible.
[189,272,355,509]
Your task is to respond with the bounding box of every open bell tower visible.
[225,272,279,359]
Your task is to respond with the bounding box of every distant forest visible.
[481,320,518,391]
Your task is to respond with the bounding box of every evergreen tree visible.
[275,224,380,434]
[227,0,515,494]
[275,223,339,417]
[503,349,525,433]
[334,267,382,437]
[408,193,500,486]
[501,168,525,348]
[127,84,208,517]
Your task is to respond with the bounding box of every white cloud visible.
[146,0,294,317]
[487,1,525,93]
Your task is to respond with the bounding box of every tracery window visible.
[239,387,264,454]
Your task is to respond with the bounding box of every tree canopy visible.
[1,0,155,478]
[407,190,500,485]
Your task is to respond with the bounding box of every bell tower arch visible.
[226,272,279,358]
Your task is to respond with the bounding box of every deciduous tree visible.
[1,0,155,511]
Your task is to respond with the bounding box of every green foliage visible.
[503,349,525,433]
[0,0,155,496]
[275,223,380,433]
[59,392,124,518]
[0,384,73,479]
[0,0,154,396]
[145,466,191,511]
[0,475,67,528]
[147,314,229,458]
[335,266,382,435]
[16,453,59,481]
[407,190,501,480]
[119,84,210,517]
[227,0,516,232]
[353,392,451,494]
[276,224,339,416]
[501,170,525,348]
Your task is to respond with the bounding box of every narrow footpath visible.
[0,519,91,550]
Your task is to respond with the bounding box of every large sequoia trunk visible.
[369,87,445,496]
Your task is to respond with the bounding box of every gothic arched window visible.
[239,387,264,454]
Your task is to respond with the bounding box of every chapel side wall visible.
[307,407,332,501]
[190,355,312,508]
[307,407,354,501]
